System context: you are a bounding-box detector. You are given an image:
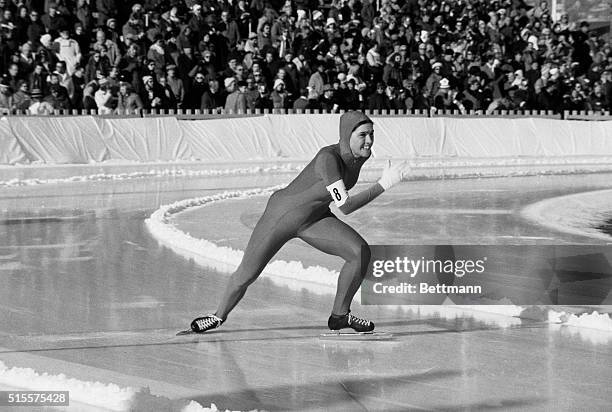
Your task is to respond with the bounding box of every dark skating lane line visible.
[0,322,552,355]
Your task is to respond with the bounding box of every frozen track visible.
[0,171,611,411]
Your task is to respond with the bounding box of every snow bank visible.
[0,361,247,411]
[145,187,612,337]
[0,164,301,188]
[5,154,612,188]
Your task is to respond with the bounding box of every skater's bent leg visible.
[215,216,292,320]
[298,217,371,315]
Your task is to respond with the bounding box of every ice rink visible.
[0,167,611,411]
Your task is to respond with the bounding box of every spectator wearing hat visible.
[274,67,295,98]
[166,65,184,108]
[367,81,390,111]
[36,34,58,70]
[270,78,288,109]
[139,74,164,110]
[342,78,361,110]
[116,81,143,112]
[201,79,223,111]
[224,77,247,113]
[183,71,208,109]
[424,61,443,102]
[432,78,455,112]
[319,83,338,112]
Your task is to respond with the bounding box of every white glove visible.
[378,160,406,190]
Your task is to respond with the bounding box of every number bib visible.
[326,179,349,207]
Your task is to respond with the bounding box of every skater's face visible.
[349,123,374,158]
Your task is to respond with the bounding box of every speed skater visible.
[190,111,406,333]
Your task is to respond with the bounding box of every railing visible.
[0,108,610,120]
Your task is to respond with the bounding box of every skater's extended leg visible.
[215,212,293,320]
[297,216,371,316]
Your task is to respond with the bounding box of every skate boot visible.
[190,314,224,333]
[328,311,375,333]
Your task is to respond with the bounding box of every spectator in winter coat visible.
[201,79,223,111]
[308,61,326,97]
[270,78,288,109]
[55,28,81,75]
[116,82,143,112]
[95,0,116,28]
[224,77,247,113]
[367,82,390,110]
[12,80,32,111]
[93,78,113,113]
[0,81,13,112]
[166,65,184,108]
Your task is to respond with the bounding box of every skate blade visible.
[176,329,197,336]
[319,331,393,340]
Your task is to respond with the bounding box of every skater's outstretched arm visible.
[317,154,407,215]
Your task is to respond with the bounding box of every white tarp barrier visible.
[9,116,108,164]
[3,115,612,164]
[0,117,28,164]
[375,116,449,157]
[444,117,539,157]
[180,116,280,160]
[97,117,192,161]
[267,114,337,158]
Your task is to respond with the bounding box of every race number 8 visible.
[326,180,348,207]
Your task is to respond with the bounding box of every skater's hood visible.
[338,111,373,164]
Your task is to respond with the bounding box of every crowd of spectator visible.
[1,0,612,114]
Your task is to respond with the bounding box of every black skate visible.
[176,314,224,335]
[321,312,392,340]
[328,311,375,332]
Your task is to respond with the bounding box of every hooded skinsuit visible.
[215,111,384,319]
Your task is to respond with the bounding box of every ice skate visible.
[321,312,392,340]
[176,314,224,335]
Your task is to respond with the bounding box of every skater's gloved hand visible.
[378,160,407,190]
